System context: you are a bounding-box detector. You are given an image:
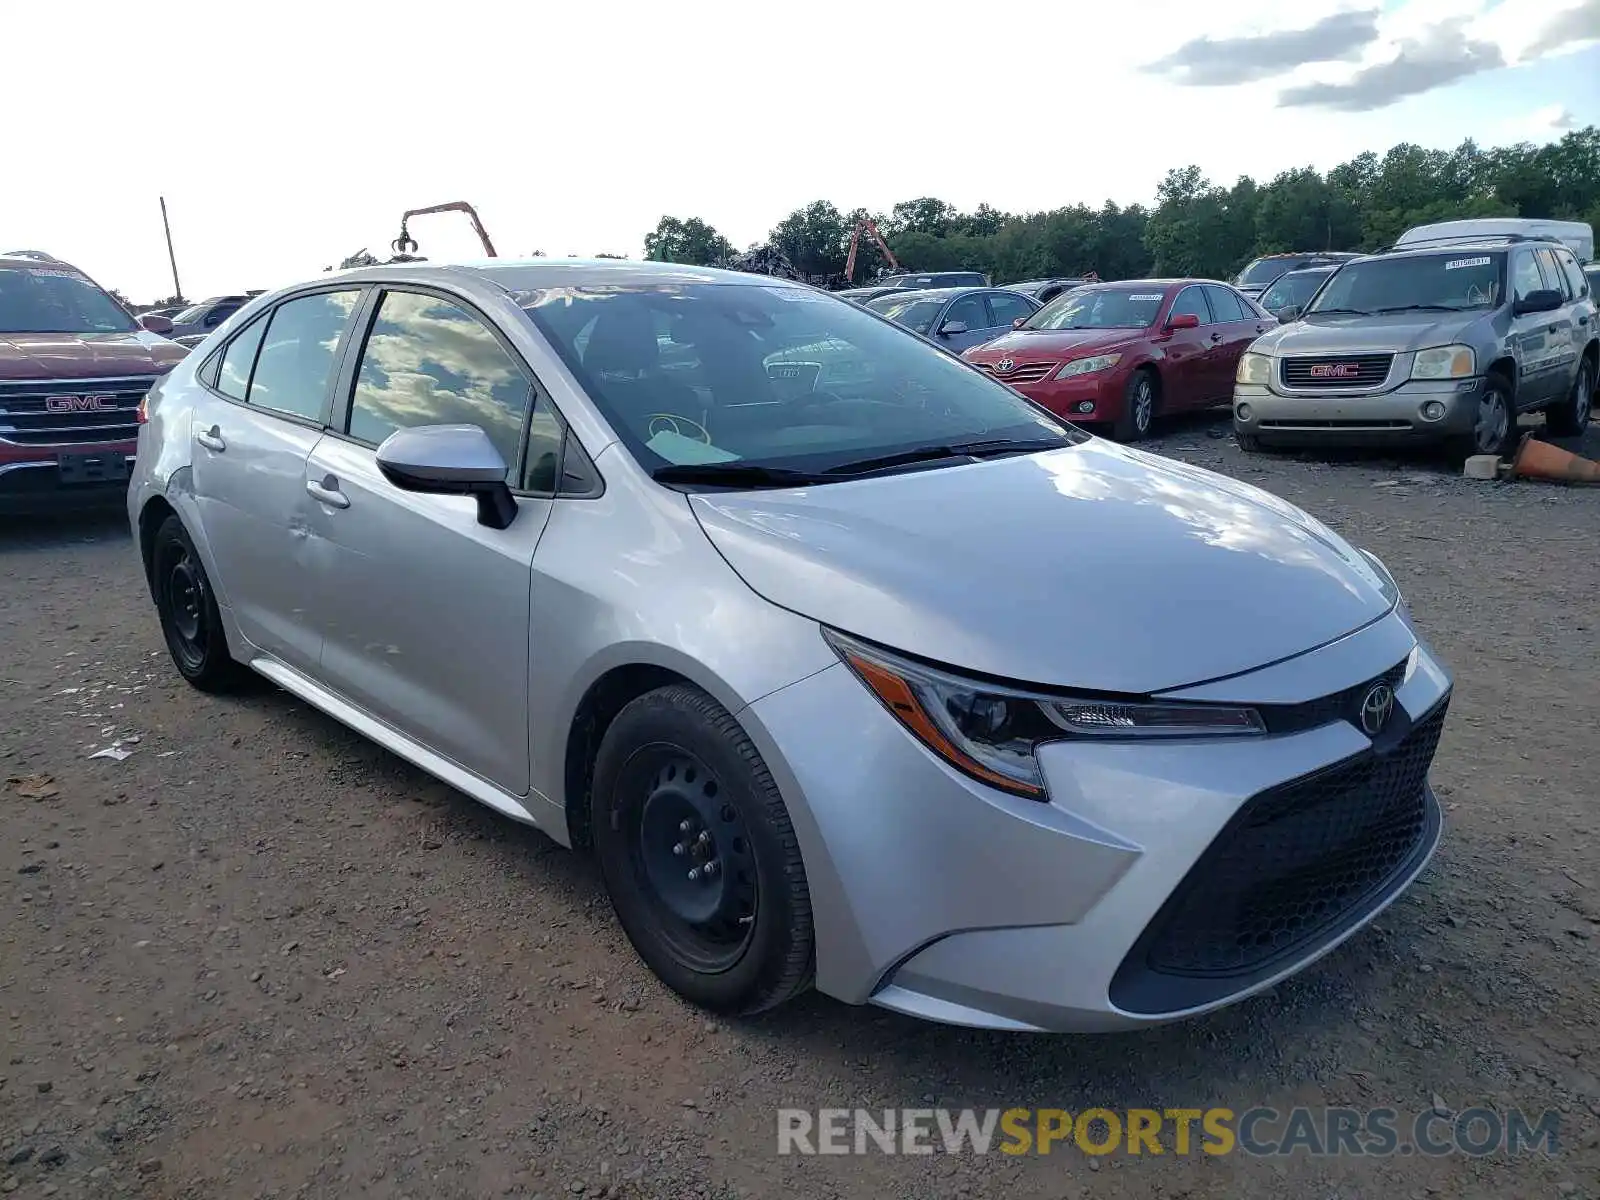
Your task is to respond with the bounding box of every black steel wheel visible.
[151,514,247,692]
[591,684,813,1014]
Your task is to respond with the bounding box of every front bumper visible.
[742,609,1452,1031]
[0,449,137,513]
[1009,372,1121,422]
[1234,377,1482,445]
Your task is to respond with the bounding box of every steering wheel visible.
[647,413,712,444]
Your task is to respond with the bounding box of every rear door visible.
[188,288,365,673]
[1203,285,1264,396]
[304,287,557,794]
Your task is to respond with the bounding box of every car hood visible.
[0,331,188,381]
[966,329,1137,360]
[1255,311,1481,356]
[689,439,1395,694]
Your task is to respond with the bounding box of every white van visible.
[1395,218,1593,262]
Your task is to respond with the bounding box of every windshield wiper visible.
[651,463,832,488]
[823,438,1068,477]
[1371,304,1464,314]
[1307,308,1370,317]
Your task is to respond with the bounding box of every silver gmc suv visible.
[1233,234,1597,458]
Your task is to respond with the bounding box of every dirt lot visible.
[3,420,1598,1200]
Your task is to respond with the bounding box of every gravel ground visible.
[3,418,1598,1200]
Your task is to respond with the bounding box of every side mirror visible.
[1513,288,1562,316]
[375,424,517,529]
[939,320,969,336]
[1276,305,1302,322]
[139,313,174,335]
[1012,316,1028,330]
[1166,312,1200,330]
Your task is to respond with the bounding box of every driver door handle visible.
[306,478,350,509]
[1209,332,1223,342]
[195,426,226,452]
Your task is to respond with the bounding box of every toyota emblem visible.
[1358,681,1394,737]
[996,357,1015,373]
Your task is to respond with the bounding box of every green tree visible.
[643,216,734,265]
[770,201,850,277]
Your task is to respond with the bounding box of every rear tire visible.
[151,515,249,693]
[1236,431,1263,452]
[1113,369,1158,442]
[1544,358,1594,438]
[590,684,814,1015]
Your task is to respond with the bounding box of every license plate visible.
[57,452,130,486]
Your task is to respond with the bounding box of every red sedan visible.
[963,279,1275,441]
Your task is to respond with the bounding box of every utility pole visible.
[159,196,184,303]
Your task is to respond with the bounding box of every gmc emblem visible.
[44,394,119,412]
[1309,363,1360,379]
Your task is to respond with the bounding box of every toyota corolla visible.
[129,258,1451,1032]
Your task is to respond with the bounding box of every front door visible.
[1162,285,1216,405]
[188,288,365,674]
[935,293,994,354]
[985,290,1038,342]
[1508,248,1561,408]
[304,288,559,795]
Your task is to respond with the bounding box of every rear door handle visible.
[306,477,350,509]
[195,426,225,452]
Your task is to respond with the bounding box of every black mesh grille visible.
[1111,696,1447,1013]
[1281,354,1393,388]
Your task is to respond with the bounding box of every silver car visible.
[129,259,1453,1032]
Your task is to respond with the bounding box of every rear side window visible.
[1553,251,1586,298]
[246,290,362,422]
[346,290,532,481]
[214,316,266,401]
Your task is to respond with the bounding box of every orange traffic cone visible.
[1510,433,1600,484]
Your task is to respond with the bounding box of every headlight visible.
[824,630,1265,800]
[1056,353,1121,379]
[1236,352,1273,385]
[1410,345,1474,380]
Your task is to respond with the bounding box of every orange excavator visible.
[843,217,897,283]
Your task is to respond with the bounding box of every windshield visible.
[172,303,214,323]
[1024,287,1164,330]
[1306,253,1503,315]
[865,294,946,334]
[518,282,1079,475]
[0,266,136,334]
[1236,258,1306,288]
[1260,270,1334,313]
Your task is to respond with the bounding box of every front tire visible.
[1544,358,1594,438]
[590,684,814,1015]
[1113,368,1158,442]
[1450,373,1516,459]
[1236,431,1263,452]
[151,514,248,692]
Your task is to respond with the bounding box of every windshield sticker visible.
[1444,256,1492,270]
[1128,294,1163,302]
[25,267,84,279]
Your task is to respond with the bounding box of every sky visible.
[3,0,1597,302]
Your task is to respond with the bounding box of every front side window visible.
[941,294,988,331]
[1026,286,1166,330]
[1260,271,1331,312]
[1169,287,1211,324]
[0,265,136,334]
[1310,253,1504,315]
[1511,251,1547,302]
[1535,249,1571,300]
[517,283,1077,474]
[987,292,1036,328]
[347,291,532,479]
[246,290,362,421]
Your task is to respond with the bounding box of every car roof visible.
[1250,251,1359,261]
[321,257,841,295]
[1353,239,1529,264]
[1277,265,1338,276]
[0,252,85,272]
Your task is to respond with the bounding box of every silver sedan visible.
[129,258,1452,1031]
